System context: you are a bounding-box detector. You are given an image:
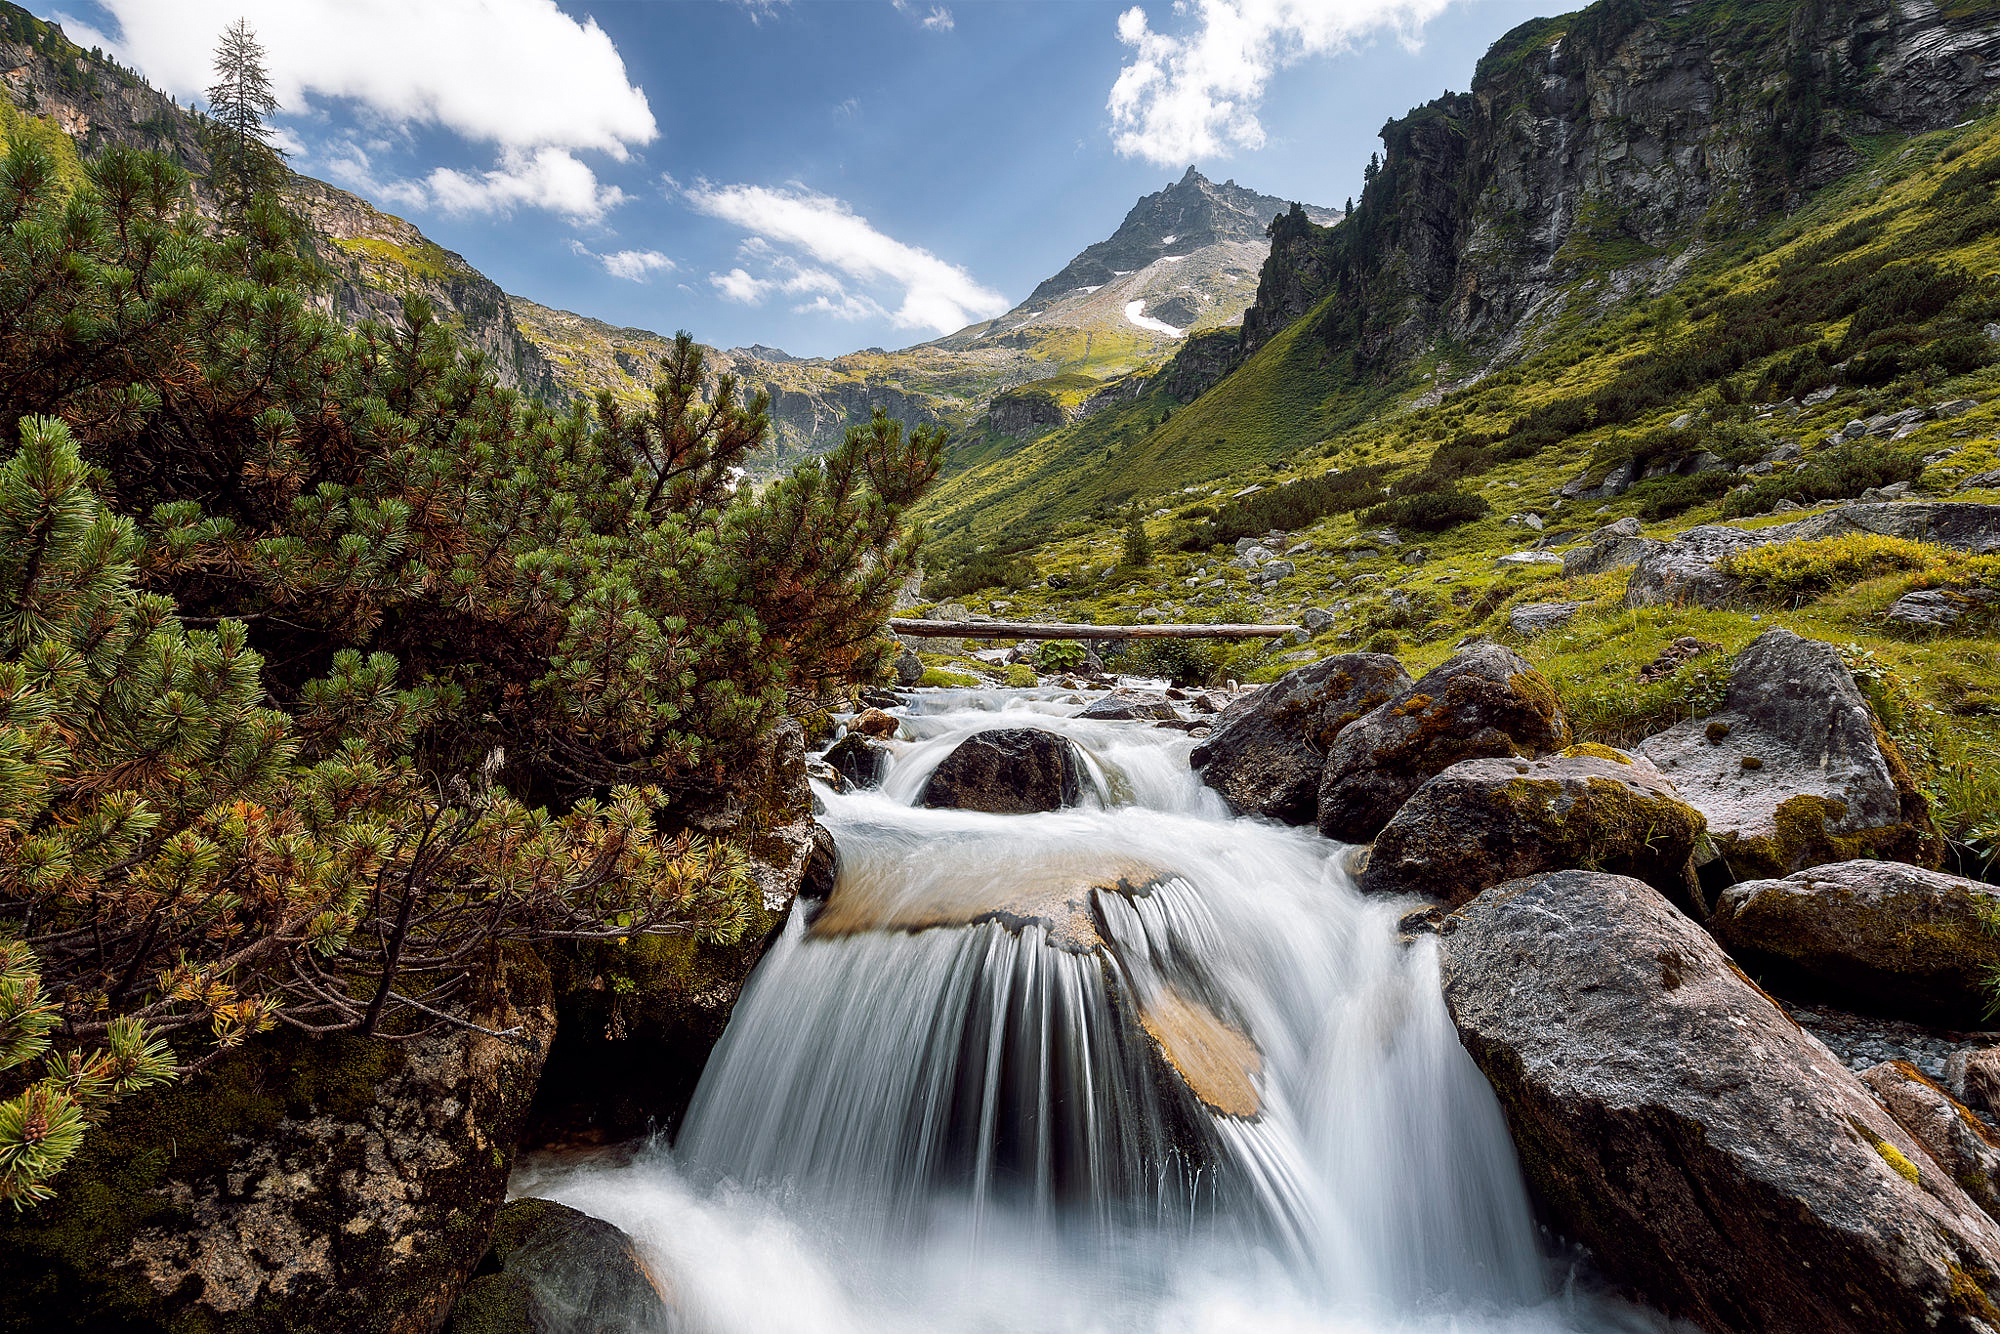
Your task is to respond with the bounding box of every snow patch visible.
[1124,301,1184,337]
[1074,285,1102,294]
[1161,235,1178,244]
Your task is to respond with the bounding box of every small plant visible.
[1036,640,1087,672]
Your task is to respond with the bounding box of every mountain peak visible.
[1179,165,1206,186]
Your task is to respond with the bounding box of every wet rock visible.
[0,953,556,1334]
[1635,630,1943,877]
[812,859,1165,954]
[1859,1061,2000,1221]
[823,734,889,790]
[894,648,924,686]
[849,707,900,739]
[1361,751,1705,911]
[448,1198,673,1334]
[922,728,1085,814]
[1189,653,1410,824]
[1316,643,1570,843]
[1440,869,2000,1334]
[1507,601,1581,636]
[1709,860,2000,1028]
[1080,689,1179,722]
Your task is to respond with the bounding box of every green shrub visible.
[1719,534,1946,601]
[1179,464,1389,550]
[1036,640,1087,672]
[1720,441,1925,516]
[1365,487,1490,532]
[1114,638,1221,686]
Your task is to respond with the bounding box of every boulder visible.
[448,1198,673,1334]
[1859,1061,2000,1221]
[1316,643,1570,843]
[1562,535,1657,580]
[1782,501,2000,554]
[823,734,889,790]
[1440,869,2000,1334]
[1188,653,1409,825]
[922,728,1085,814]
[1623,524,1769,607]
[1360,751,1705,911]
[1635,630,1943,877]
[1079,689,1179,722]
[894,647,924,686]
[1951,1048,2000,1126]
[1887,588,1998,630]
[1507,601,1581,636]
[1708,860,2000,1028]
[0,953,556,1334]
[849,707,899,739]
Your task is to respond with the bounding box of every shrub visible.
[1719,441,1925,516]
[1365,487,1490,532]
[1121,515,1154,567]
[1179,464,1389,550]
[1718,534,1945,602]
[1114,638,1221,686]
[1629,471,1739,521]
[923,549,1034,600]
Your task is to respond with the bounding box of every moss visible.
[445,1274,536,1334]
[1875,1138,1922,1186]
[1506,670,1568,737]
[1705,720,1733,742]
[919,667,981,688]
[1741,755,1764,770]
[1561,742,1632,764]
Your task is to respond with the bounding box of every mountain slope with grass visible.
[905,0,2000,879]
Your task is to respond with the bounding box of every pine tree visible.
[1121,512,1153,568]
[204,18,282,220]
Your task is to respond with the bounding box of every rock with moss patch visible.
[1361,751,1705,911]
[0,952,555,1334]
[1441,869,2000,1334]
[1189,653,1409,824]
[923,728,1085,814]
[1709,860,2000,1028]
[1315,643,1570,842]
[448,1198,675,1334]
[1635,629,1942,878]
[1860,1061,2000,1222]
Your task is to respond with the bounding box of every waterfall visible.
[520,688,1669,1333]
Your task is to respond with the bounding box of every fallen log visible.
[889,619,1299,640]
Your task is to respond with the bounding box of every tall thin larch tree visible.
[205,18,282,220]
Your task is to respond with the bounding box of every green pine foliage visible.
[0,135,939,1205]
[1120,513,1153,567]
[202,20,283,220]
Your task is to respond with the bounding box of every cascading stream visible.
[519,687,1669,1333]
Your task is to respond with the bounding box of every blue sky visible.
[43,0,1554,357]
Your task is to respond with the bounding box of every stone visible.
[1189,653,1410,825]
[1858,1062,2000,1222]
[823,734,889,789]
[922,728,1085,814]
[1494,550,1565,567]
[1635,630,1943,878]
[0,953,556,1333]
[1950,1048,2000,1125]
[849,707,899,739]
[1507,601,1581,635]
[1300,607,1335,634]
[1315,643,1570,843]
[1782,501,2000,554]
[1585,515,1643,544]
[1260,559,1296,580]
[1362,750,1706,910]
[1936,399,1981,419]
[1562,534,1657,580]
[447,1198,672,1334]
[1887,588,1998,630]
[1709,860,2000,1028]
[1623,524,1770,607]
[1964,470,2000,492]
[894,647,924,686]
[1440,869,2000,1334]
[1079,689,1179,722]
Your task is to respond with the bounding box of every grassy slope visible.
[908,107,2000,865]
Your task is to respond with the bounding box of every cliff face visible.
[1241,0,2000,369]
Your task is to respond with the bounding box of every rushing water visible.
[518,687,1671,1334]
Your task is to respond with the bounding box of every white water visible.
[519,688,1671,1334]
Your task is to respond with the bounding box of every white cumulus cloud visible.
[79,0,656,219]
[1108,0,1457,166]
[571,241,676,282]
[684,182,1007,335]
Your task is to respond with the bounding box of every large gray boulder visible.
[1441,870,2000,1334]
[1080,689,1179,722]
[1860,1061,2000,1223]
[1188,653,1409,824]
[448,1198,675,1334]
[1315,643,1570,843]
[1360,751,1705,911]
[1623,524,1769,607]
[923,728,1085,814]
[1635,629,1942,878]
[1709,860,2000,1028]
[1783,501,2000,554]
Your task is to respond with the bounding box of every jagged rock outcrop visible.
[1361,750,1705,910]
[1710,860,2000,1028]
[1189,653,1409,824]
[1236,0,2000,368]
[0,952,555,1333]
[1151,327,1244,404]
[1635,630,1943,877]
[1441,869,2000,1334]
[1315,643,1570,842]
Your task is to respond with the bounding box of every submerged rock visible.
[448,1198,674,1334]
[1635,630,1943,877]
[1859,1061,2000,1222]
[1708,860,2000,1028]
[1315,643,1570,843]
[922,728,1086,814]
[1188,653,1410,824]
[823,734,889,790]
[1440,869,2000,1334]
[1361,751,1704,911]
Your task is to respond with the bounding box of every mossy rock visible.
[445,1199,670,1334]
